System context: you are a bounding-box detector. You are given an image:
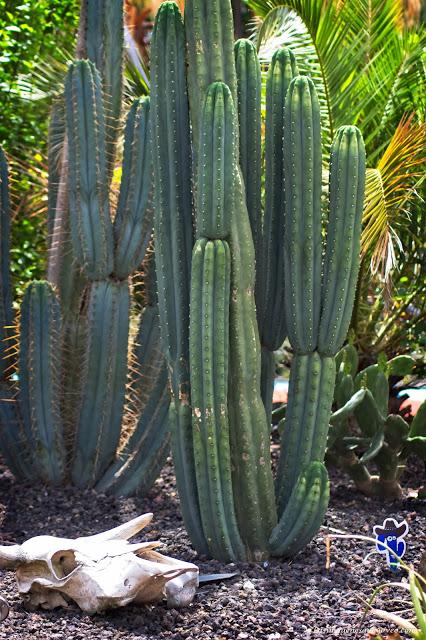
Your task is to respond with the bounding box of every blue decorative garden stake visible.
[373,518,408,571]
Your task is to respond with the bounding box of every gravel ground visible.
[0,456,424,640]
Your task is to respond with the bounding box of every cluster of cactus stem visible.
[0,0,170,494]
[327,345,426,499]
[150,0,366,562]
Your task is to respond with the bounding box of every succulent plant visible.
[327,345,426,498]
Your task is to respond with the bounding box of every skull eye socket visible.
[51,550,77,578]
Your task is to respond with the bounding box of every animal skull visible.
[0,513,198,614]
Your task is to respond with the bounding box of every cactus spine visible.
[0,0,170,495]
[0,149,13,382]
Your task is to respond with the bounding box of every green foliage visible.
[327,344,426,498]
[0,1,80,295]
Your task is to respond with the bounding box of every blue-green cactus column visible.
[271,77,366,556]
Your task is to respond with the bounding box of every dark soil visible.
[0,456,425,640]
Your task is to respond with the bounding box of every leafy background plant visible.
[0,0,79,297]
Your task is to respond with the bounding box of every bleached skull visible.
[0,513,198,614]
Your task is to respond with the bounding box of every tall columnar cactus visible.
[254,48,299,419]
[0,0,170,495]
[151,0,365,562]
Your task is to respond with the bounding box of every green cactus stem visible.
[275,78,365,536]
[65,60,114,281]
[234,39,262,248]
[19,282,66,485]
[256,49,299,417]
[151,2,208,555]
[72,280,130,487]
[283,76,322,354]
[318,126,366,356]
[185,0,237,147]
[196,84,236,239]
[0,388,34,481]
[185,0,277,558]
[0,148,13,382]
[276,353,335,514]
[269,461,329,556]
[47,100,66,243]
[114,97,153,279]
[190,238,245,561]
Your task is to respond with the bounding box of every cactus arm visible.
[184,0,277,558]
[72,280,130,487]
[185,0,238,147]
[151,2,208,555]
[227,176,277,558]
[47,100,66,242]
[234,39,262,249]
[196,84,235,239]
[19,282,66,485]
[190,239,245,562]
[318,126,366,356]
[257,48,298,352]
[98,258,170,496]
[65,60,114,281]
[114,97,153,279]
[78,0,105,67]
[96,368,170,496]
[77,0,123,178]
[269,462,329,557]
[151,3,193,381]
[255,49,298,417]
[103,0,123,178]
[283,76,322,353]
[0,148,13,381]
[276,353,335,514]
[0,389,34,481]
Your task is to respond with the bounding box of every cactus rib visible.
[114,97,153,279]
[190,238,245,561]
[65,60,113,280]
[19,282,66,485]
[72,280,130,487]
[283,76,322,353]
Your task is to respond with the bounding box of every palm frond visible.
[249,0,366,148]
[361,114,426,281]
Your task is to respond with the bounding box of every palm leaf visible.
[362,114,426,280]
[249,0,364,147]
